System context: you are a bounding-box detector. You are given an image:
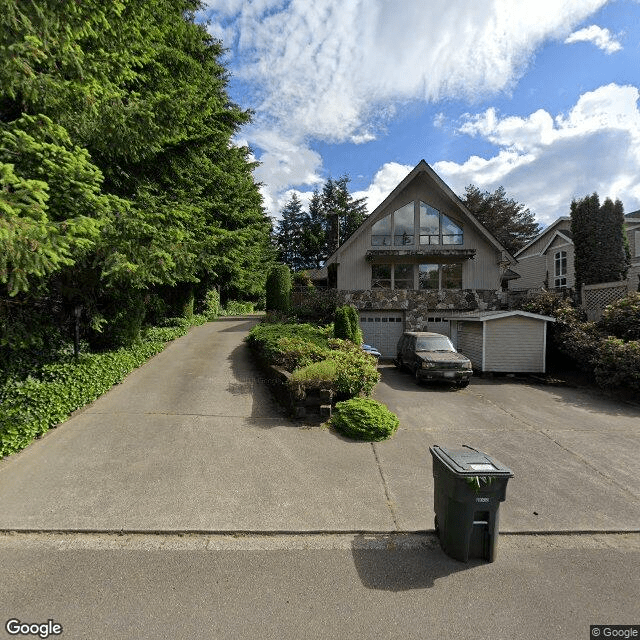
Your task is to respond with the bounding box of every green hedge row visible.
[0,318,201,458]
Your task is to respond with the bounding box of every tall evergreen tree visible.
[462,185,540,255]
[1,0,273,351]
[322,175,367,254]
[275,193,308,272]
[301,188,329,269]
[571,193,629,292]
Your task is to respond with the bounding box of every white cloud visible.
[353,162,414,213]
[565,24,622,53]
[207,0,607,141]
[434,84,640,225]
[202,0,610,214]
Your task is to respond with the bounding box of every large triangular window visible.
[419,202,463,245]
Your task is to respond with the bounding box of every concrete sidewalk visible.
[1,318,639,534]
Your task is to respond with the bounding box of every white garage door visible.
[359,311,405,357]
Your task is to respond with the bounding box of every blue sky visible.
[199,0,640,226]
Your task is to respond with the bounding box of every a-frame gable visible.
[515,217,571,259]
[324,160,514,265]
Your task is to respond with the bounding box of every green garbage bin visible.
[430,445,513,562]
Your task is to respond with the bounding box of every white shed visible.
[446,311,555,374]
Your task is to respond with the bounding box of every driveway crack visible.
[371,443,399,530]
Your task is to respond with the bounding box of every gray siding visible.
[545,238,575,289]
[510,254,546,290]
[511,236,575,291]
[517,219,571,259]
[457,322,483,370]
[484,317,545,373]
[336,173,503,290]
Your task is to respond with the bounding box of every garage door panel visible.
[359,312,405,357]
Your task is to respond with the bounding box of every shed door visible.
[359,312,405,357]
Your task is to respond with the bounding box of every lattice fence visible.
[582,281,629,321]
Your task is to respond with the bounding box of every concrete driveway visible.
[0,320,639,534]
[373,364,640,532]
[1,320,639,639]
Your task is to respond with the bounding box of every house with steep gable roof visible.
[322,160,518,355]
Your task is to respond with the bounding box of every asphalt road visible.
[1,532,638,640]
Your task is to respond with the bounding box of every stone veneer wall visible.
[337,289,503,331]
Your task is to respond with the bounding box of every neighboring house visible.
[509,217,575,291]
[627,210,640,290]
[323,160,517,356]
[510,211,640,294]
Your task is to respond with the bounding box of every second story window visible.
[554,250,567,288]
[419,202,463,245]
[371,216,391,246]
[371,201,463,247]
[393,203,414,246]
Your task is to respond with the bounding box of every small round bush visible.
[330,398,399,441]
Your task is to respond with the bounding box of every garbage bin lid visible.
[430,445,513,478]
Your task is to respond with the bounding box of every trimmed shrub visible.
[223,301,255,316]
[599,292,640,341]
[266,264,292,312]
[275,337,329,371]
[204,289,221,320]
[327,340,380,397]
[346,305,363,345]
[288,359,337,397]
[329,398,399,441]
[334,305,352,341]
[246,322,331,367]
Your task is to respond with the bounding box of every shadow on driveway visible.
[377,364,464,394]
[227,342,296,427]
